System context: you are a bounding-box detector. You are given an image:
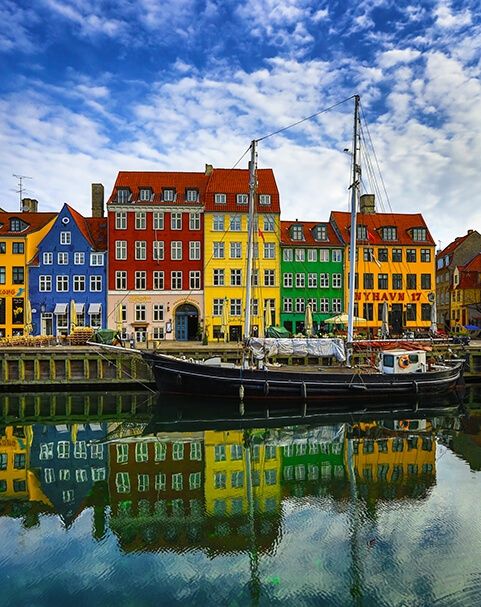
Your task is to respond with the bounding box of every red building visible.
[107,171,209,342]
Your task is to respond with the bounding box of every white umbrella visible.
[429,302,437,335]
[380,302,389,338]
[70,299,78,333]
[305,303,313,336]
[324,313,367,325]
[221,298,229,342]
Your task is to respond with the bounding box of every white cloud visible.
[379,48,422,69]
[434,1,472,29]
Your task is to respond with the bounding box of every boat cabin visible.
[380,350,427,374]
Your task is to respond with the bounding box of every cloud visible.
[379,48,422,69]
[434,1,472,29]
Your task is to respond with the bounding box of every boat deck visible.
[265,363,379,374]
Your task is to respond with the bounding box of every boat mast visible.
[244,139,258,343]
[347,95,361,353]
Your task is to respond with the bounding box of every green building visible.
[280,220,344,334]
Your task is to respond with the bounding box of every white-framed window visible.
[320,273,329,288]
[90,443,104,459]
[116,472,130,493]
[44,468,55,483]
[135,271,146,290]
[259,194,271,205]
[58,252,68,265]
[171,241,182,260]
[213,269,224,286]
[162,188,175,202]
[230,298,242,316]
[214,444,226,461]
[295,248,305,262]
[135,211,146,229]
[172,473,183,491]
[295,273,305,288]
[319,249,329,262]
[155,473,166,491]
[92,468,105,482]
[139,188,152,201]
[152,240,164,260]
[231,444,243,460]
[307,249,317,262]
[155,442,166,461]
[264,243,275,259]
[153,211,164,230]
[56,275,69,292]
[263,215,275,232]
[264,269,275,286]
[173,442,184,460]
[171,212,182,230]
[283,248,293,261]
[74,252,84,265]
[230,215,241,231]
[116,443,128,463]
[320,298,329,313]
[283,273,293,288]
[215,193,226,204]
[190,442,202,460]
[57,441,70,458]
[214,472,226,489]
[135,241,147,260]
[153,327,164,339]
[115,271,127,290]
[250,298,258,316]
[171,271,182,290]
[332,298,342,313]
[308,298,317,312]
[63,490,74,503]
[90,275,102,291]
[39,275,52,292]
[236,194,248,204]
[43,252,53,265]
[308,273,317,288]
[189,472,202,489]
[332,249,342,262]
[60,232,71,245]
[153,271,164,290]
[135,442,148,462]
[332,273,342,288]
[230,268,242,286]
[135,304,146,321]
[213,242,224,258]
[115,211,127,230]
[115,241,127,260]
[117,189,130,204]
[189,271,201,290]
[295,298,305,313]
[153,304,164,321]
[189,212,201,230]
[189,241,201,260]
[90,253,104,266]
[230,242,242,258]
[73,275,85,292]
[39,442,54,460]
[213,215,224,231]
[213,298,224,316]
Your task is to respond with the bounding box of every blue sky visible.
[1,0,480,247]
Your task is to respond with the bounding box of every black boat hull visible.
[142,352,464,402]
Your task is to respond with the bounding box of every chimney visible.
[468,229,474,234]
[205,164,213,176]
[360,194,375,214]
[22,198,38,213]
[91,183,104,218]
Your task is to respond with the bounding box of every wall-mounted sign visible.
[354,291,425,303]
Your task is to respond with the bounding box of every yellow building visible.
[204,429,282,517]
[203,168,281,341]
[0,425,30,499]
[0,202,56,337]
[331,196,436,335]
[451,254,481,332]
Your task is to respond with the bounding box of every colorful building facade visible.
[280,220,344,334]
[451,253,481,331]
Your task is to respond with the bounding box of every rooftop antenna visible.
[13,174,32,211]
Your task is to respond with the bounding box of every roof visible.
[463,251,481,273]
[280,220,343,246]
[437,231,480,259]
[107,171,209,206]
[204,168,280,213]
[66,205,107,251]
[456,252,481,289]
[0,212,56,236]
[329,211,435,246]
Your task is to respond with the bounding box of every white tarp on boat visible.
[248,337,346,362]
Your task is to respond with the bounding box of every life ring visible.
[398,355,410,369]
[399,420,409,429]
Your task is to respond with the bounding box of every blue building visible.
[29,203,107,336]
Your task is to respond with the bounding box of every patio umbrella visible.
[305,303,314,336]
[70,299,78,333]
[324,313,367,325]
[221,297,229,342]
[380,301,389,338]
[115,304,123,333]
[23,299,32,336]
[429,302,438,335]
[263,299,275,335]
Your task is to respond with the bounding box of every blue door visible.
[174,304,199,341]
[175,314,188,341]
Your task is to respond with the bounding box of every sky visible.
[1,0,480,249]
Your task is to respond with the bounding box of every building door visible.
[41,313,53,336]
[175,304,199,341]
[391,304,403,335]
[229,325,242,342]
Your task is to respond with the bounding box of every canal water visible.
[1,387,481,606]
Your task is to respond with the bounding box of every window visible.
[171,271,182,290]
[213,215,224,231]
[381,227,397,241]
[189,212,200,230]
[364,247,374,262]
[135,271,146,290]
[295,273,305,288]
[392,248,402,262]
[0,266,4,284]
[153,271,164,290]
[153,241,164,260]
[320,273,329,288]
[90,253,104,266]
[90,276,102,291]
[283,248,293,261]
[60,232,71,245]
[189,472,202,490]
[11,267,24,284]
[421,303,431,321]
[291,225,304,240]
[73,275,85,292]
[259,194,271,205]
[58,252,68,265]
[116,472,130,493]
[378,248,388,262]
[332,298,342,313]
[43,252,53,265]
[0,242,5,254]
[332,273,342,289]
[308,273,317,288]
[215,193,226,204]
[314,224,328,240]
[184,188,198,202]
[115,211,127,229]
[263,215,274,232]
[283,298,293,313]
[363,273,374,289]
[135,304,146,321]
[406,303,417,321]
[378,274,388,289]
[320,298,329,313]
[308,298,317,312]
[56,275,69,291]
[230,268,242,286]
[171,213,182,230]
[213,242,224,259]
[363,303,374,321]
[39,276,52,292]
[213,269,224,286]
[189,271,201,290]
[295,298,305,313]
[135,241,147,260]
[230,215,241,231]
[39,443,54,460]
[407,274,417,290]
[115,241,127,260]
[264,243,275,259]
[332,249,342,262]
[117,189,130,203]
[153,211,164,230]
[421,249,431,262]
[230,299,242,316]
[12,242,24,254]
[412,228,427,241]
[213,299,224,316]
[155,443,166,461]
[406,249,416,263]
[230,242,241,258]
[264,269,275,286]
[231,471,244,488]
[171,241,182,260]
[135,442,148,462]
[153,304,164,321]
[189,241,201,260]
[237,194,248,204]
[295,249,305,263]
[73,252,84,265]
[163,188,175,202]
[421,274,432,289]
[284,273,293,288]
[392,274,403,289]
[57,441,70,458]
[319,249,329,262]
[357,224,367,240]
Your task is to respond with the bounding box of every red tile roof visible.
[204,168,280,213]
[329,211,435,246]
[107,171,209,206]
[280,220,343,246]
[456,252,481,289]
[463,251,481,272]
[66,205,107,251]
[437,232,479,259]
[0,212,56,235]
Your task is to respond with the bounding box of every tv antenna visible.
[13,174,32,210]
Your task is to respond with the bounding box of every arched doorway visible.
[175,304,199,341]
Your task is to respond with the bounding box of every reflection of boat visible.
[142,96,463,403]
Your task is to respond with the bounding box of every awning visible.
[88,303,102,315]
[53,303,67,315]
[75,303,85,314]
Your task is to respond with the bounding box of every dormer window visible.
[381,226,397,241]
[215,193,226,204]
[186,189,198,202]
[237,194,248,205]
[9,218,28,232]
[117,189,131,204]
[313,224,328,241]
[139,188,153,201]
[162,188,175,202]
[412,227,427,241]
[290,224,304,241]
[259,194,271,205]
[357,224,367,240]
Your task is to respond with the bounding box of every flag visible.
[258,228,265,242]
[367,229,376,242]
